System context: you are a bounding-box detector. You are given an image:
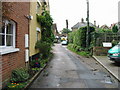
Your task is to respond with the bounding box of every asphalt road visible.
[29,44,119,88]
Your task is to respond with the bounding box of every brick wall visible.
[2,2,30,87]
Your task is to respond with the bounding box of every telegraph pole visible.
[66,19,68,29]
[86,0,90,48]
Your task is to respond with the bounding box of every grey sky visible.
[49,0,119,31]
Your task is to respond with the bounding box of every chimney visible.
[66,19,68,29]
[81,18,84,23]
[94,20,96,26]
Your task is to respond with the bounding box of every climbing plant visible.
[36,7,54,58]
[36,9,54,43]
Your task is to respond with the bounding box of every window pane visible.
[6,24,13,34]
[6,35,13,46]
[0,35,5,46]
[0,26,5,33]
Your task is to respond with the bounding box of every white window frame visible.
[36,27,41,41]
[0,20,16,48]
[0,20,19,55]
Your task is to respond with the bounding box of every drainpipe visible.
[0,1,2,89]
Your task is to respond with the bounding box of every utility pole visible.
[86,0,90,48]
[66,19,68,29]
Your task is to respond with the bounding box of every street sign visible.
[103,42,112,47]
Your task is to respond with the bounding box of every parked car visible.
[108,44,120,62]
[61,40,67,45]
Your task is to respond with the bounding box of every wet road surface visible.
[29,44,119,88]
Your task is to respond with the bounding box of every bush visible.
[30,58,41,68]
[10,68,29,83]
[35,41,51,58]
[68,26,95,48]
[75,46,81,52]
[67,44,91,57]
[78,51,90,57]
[112,40,118,47]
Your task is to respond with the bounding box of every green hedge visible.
[68,26,95,48]
[67,44,91,57]
[35,41,51,59]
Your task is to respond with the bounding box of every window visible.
[36,27,41,41]
[0,20,15,47]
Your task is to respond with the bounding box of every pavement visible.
[93,56,120,81]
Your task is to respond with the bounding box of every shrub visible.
[30,58,41,68]
[75,46,81,52]
[112,40,118,47]
[68,26,95,48]
[10,68,29,83]
[35,41,51,58]
[78,51,90,57]
[67,44,91,57]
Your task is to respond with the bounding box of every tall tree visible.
[62,28,71,34]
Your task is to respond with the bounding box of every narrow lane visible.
[29,44,119,88]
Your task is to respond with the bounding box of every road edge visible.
[93,55,120,82]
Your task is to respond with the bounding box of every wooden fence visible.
[91,32,120,46]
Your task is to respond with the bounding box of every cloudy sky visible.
[49,0,119,31]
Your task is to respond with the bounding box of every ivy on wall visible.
[36,10,54,43]
[35,8,54,58]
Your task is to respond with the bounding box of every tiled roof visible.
[71,22,94,29]
[100,25,110,29]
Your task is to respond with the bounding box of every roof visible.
[100,25,110,29]
[71,22,94,29]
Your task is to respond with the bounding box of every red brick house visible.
[0,2,30,88]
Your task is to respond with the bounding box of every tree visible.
[112,25,118,33]
[62,28,71,34]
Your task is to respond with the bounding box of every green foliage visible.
[97,28,112,33]
[35,41,51,58]
[78,51,90,57]
[62,28,71,34]
[68,31,76,43]
[10,68,29,83]
[7,82,28,89]
[112,40,119,46]
[36,9,54,44]
[37,11,53,28]
[112,25,118,33]
[30,58,41,68]
[68,26,95,48]
[67,44,90,57]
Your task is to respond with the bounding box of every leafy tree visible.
[112,25,118,33]
[62,28,71,34]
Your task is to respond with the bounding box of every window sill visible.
[0,47,20,55]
